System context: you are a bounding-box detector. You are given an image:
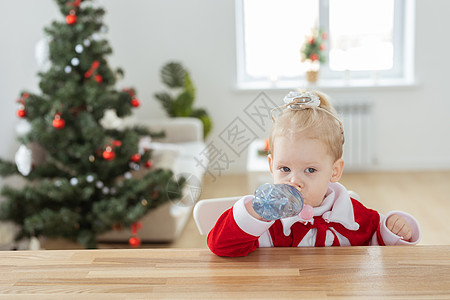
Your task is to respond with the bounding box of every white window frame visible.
[235,0,416,90]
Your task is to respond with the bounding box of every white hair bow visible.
[271,91,322,121]
[283,91,321,110]
[271,91,344,137]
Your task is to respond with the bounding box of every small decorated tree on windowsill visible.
[300,28,327,83]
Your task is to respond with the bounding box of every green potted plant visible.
[155,62,212,138]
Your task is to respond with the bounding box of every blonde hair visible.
[269,90,344,161]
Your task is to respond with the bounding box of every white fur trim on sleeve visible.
[233,195,274,237]
[379,211,421,245]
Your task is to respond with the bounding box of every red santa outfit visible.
[207,182,421,257]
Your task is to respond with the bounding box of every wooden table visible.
[0,246,449,299]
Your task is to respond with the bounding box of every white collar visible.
[280,182,360,236]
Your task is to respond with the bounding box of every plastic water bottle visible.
[252,183,304,220]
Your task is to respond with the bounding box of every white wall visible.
[1,0,449,178]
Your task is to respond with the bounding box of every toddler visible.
[208,90,421,257]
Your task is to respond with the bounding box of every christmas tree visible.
[0,0,184,248]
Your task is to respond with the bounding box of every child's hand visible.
[386,214,412,241]
[245,199,269,221]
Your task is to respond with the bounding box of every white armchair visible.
[98,117,208,242]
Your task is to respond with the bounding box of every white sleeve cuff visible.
[380,211,421,245]
[233,195,274,237]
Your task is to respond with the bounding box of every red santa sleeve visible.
[207,195,274,257]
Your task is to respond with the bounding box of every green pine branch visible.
[0,158,18,176]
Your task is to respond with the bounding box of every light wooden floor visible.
[43,170,450,249]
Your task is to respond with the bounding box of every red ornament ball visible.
[112,140,122,147]
[17,109,26,118]
[129,236,141,248]
[66,14,77,25]
[102,148,116,161]
[145,160,153,168]
[94,75,103,83]
[131,98,140,107]
[310,53,319,61]
[53,115,65,129]
[130,153,141,163]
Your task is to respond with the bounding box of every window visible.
[329,0,394,71]
[235,0,415,88]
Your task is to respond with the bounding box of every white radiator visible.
[335,101,374,171]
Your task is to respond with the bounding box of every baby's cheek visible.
[309,190,328,207]
[273,173,286,183]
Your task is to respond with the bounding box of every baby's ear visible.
[330,158,344,182]
[267,154,274,175]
